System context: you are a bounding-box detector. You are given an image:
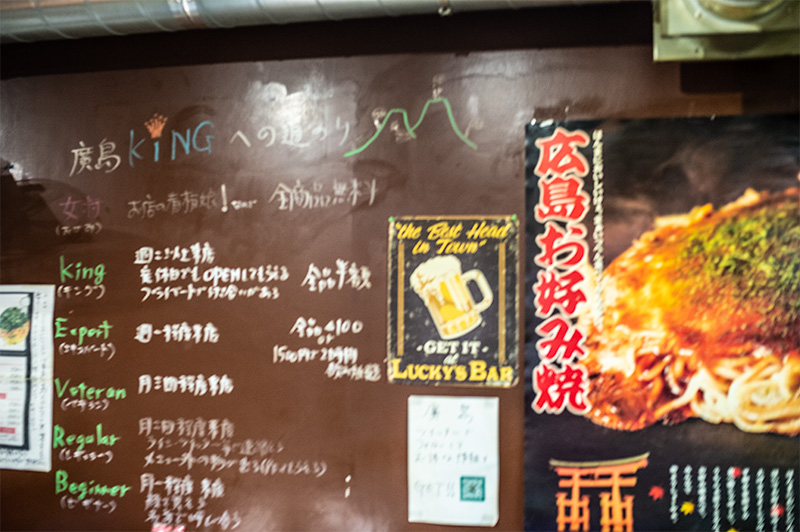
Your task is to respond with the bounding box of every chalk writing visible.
[140,264,287,285]
[142,474,237,531]
[289,317,363,344]
[229,116,350,150]
[135,322,219,344]
[60,495,117,514]
[142,473,218,500]
[139,417,234,439]
[301,260,371,292]
[324,362,381,382]
[55,378,126,402]
[345,96,477,157]
[138,413,326,531]
[231,78,350,152]
[272,317,368,376]
[145,437,283,456]
[139,419,284,465]
[59,398,110,413]
[138,375,233,396]
[220,184,229,212]
[135,243,216,265]
[144,451,327,477]
[144,265,287,284]
[227,199,257,211]
[57,256,107,299]
[141,284,280,302]
[127,190,220,219]
[57,284,106,300]
[58,449,113,464]
[55,316,115,358]
[54,318,111,345]
[55,194,104,236]
[269,178,377,212]
[59,256,106,285]
[66,116,216,175]
[138,270,286,302]
[58,342,116,359]
[272,342,381,382]
[55,222,103,237]
[273,345,358,365]
[156,511,239,531]
[69,139,121,176]
[60,195,103,221]
[238,457,327,477]
[55,470,131,500]
[129,120,214,166]
[136,244,289,301]
[145,114,167,139]
[53,424,120,451]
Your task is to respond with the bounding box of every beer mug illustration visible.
[410,255,493,340]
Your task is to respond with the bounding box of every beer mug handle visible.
[462,270,493,313]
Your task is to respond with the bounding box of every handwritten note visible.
[407,395,498,526]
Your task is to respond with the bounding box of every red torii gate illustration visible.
[550,453,650,532]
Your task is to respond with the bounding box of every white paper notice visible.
[408,395,499,526]
[0,285,55,472]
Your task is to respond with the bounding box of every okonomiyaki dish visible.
[582,187,800,436]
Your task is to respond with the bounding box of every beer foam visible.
[410,255,462,293]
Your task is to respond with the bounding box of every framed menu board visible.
[0,52,528,531]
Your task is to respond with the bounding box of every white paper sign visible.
[0,285,55,471]
[408,395,499,526]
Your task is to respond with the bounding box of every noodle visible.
[690,368,733,424]
[728,356,800,435]
[588,334,800,435]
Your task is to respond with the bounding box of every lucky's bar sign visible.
[387,216,519,387]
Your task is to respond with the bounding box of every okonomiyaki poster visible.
[387,215,519,387]
[524,114,799,531]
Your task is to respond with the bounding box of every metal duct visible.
[0,0,621,44]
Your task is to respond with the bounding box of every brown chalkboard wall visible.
[1,3,797,531]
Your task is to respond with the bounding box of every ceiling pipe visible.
[0,0,626,44]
